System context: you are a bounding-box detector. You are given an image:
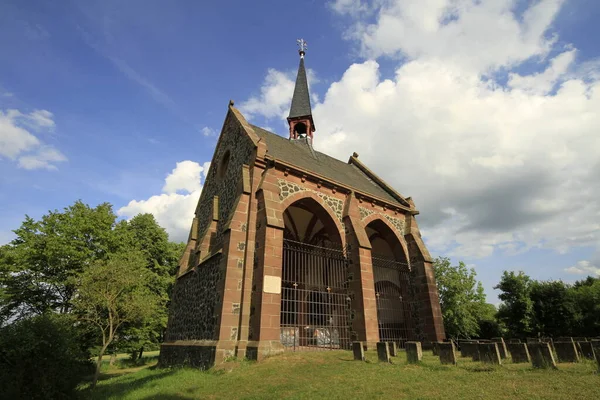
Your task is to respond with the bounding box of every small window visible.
[218,150,230,180]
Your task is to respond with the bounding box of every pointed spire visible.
[288,39,315,140]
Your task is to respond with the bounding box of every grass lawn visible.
[79,350,600,399]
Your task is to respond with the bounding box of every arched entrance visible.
[280,197,350,351]
[367,219,415,348]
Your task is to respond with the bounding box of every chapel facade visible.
[159,45,445,368]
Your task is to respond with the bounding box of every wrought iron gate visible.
[372,254,416,348]
[280,239,351,351]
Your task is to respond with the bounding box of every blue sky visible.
[1,0,600,302]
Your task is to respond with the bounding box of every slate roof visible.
[251,124,402,205]
[288,56,312,119]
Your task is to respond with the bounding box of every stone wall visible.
[164,254,223,341]
[192,111,256,259]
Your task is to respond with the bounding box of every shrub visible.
[0,313,94,399]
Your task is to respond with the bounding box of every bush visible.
[0,313,94,399]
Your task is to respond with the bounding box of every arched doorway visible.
[367,219,415,348]
[280,197,350,351]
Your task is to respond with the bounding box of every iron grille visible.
[372,253,416,348]
[280,239,351,351]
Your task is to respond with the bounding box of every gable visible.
[251,125,409,207]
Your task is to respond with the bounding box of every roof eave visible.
[347,155,413,209]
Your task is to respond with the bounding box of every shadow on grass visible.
[79,366,182,399]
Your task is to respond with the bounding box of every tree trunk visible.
[92,352,104,389]
[92,342,111,389]
[138,346,144,360]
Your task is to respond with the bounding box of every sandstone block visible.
[491,337,508,359]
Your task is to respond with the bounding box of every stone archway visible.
[366,219,416,348]
[279,197,350,351]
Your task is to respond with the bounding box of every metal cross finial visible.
[296,38,308,54]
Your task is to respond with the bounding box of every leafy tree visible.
[495,271,534,338]
[74,251,160,388]
[0,313,93,399]
[0,201,117,322]
[434,257,488,339]
[530,280,578,337]
[572,276,600,337]
[112,214,184,358]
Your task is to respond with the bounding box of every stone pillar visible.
[404,213,445,343]
[246,187,285,360]
[343,196,380,349]
[214,189,253,362]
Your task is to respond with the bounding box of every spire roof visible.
[288,54,312,120]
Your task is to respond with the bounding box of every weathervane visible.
[296,38,308,56]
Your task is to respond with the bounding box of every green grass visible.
[79,350,600,399]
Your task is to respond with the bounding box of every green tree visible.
[530,280,578,337]
[112,214,184,358]
[0,313,93,399]
[434,257,488,339]
[495,271,534,338]
[74,251,160,388]
[0,201,117,322]
[572,276,600,337]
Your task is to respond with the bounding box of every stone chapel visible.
[159,43,445,369]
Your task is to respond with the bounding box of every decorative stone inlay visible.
[277,179,344,222]
[360,206,406,236]
[359,206,374,220]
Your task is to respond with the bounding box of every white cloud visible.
[162,160,208,194]
[239,69,296,120]
[239,68,319,121]
[0,108,66,170]
[118,160,211,242]
[201,126,216,137]
[338,0,564,73]
[241,0,600,261]
[18,147,67,171]
[565,260,600,276]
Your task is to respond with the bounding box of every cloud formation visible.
[241,0,600,261]
[118,160,210,242]
[0,108,66,170]
[565,260,600,276]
